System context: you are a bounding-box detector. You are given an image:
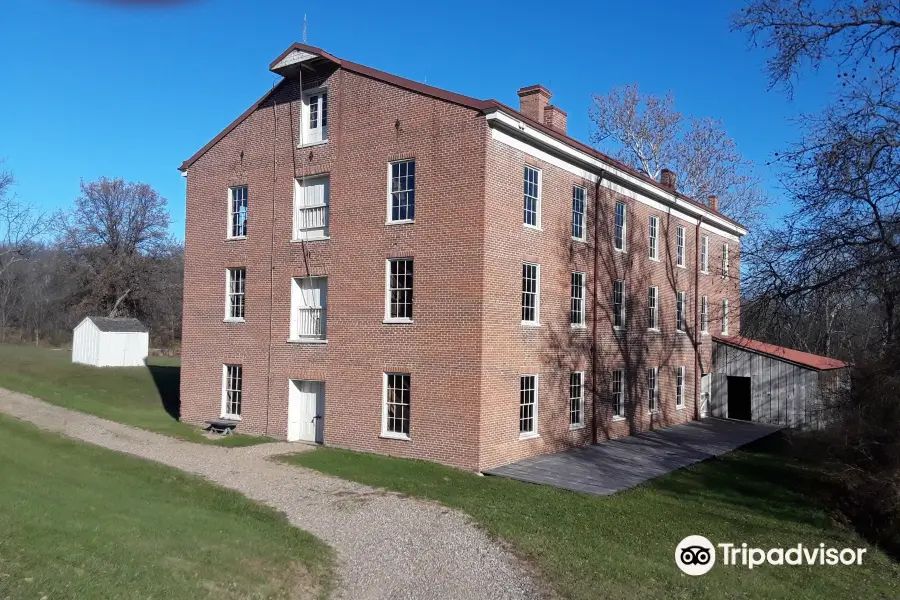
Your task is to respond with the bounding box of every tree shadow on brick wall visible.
[148,364,181,420]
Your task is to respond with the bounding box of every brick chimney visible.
[517,85,552,123]
[708,195,719,212]
[543,105,567,134]
[660,168,677,191]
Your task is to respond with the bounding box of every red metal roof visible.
[178,43,746,231]
[712,335,851,371]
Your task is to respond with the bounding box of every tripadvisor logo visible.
[675,536,868,576]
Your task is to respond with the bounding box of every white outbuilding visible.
[72,317,149,367]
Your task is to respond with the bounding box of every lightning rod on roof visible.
[302,14,308,44]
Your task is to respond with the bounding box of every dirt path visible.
[0,388,543,600]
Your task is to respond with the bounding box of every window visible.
[612,369,625,419]
[524,166,541,228]
[520,375,538,437]
[675,366,685,408]
[700,295,709,334]
[648,215,659,260]
[302,90,327,144]
[700,235,709,273]
[722,243,730,277]
[570,371,584,428]
[386,259,414,322]
[226,268,246,320]
[571,271,586,327]
[648,286,659,330]
[290,277,327,340]
[722,298,729,334]
[388,160,415,223]
[522,263,540,325]
[614,201,627,251]
[613,279,626,329]
[572,186,586,240]
[676,291,687,332]
[382,373,410,439]
[293,176,330,240]
[648,367,659,413]
[222,364,243,419]
[228,186,248,238]
[676,226,686,267]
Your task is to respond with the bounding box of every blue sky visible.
[0,0,833,240]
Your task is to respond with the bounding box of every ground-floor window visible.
[569,371,584,427]
[222,364,243,418]
[648,367,659,413]
[612,369,625,418]
[520,374,538,437]
[382,373,411,439]
[675,366,685,408]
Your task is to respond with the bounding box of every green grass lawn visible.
[285,436,900,600]
[0,344,267,446]
[0,414,333,600]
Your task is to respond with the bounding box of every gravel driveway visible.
[0,388,543,600]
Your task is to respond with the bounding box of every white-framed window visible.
[571,271,586,327]
[722,298,729,334]
[522,263,540,325]
[290,277,327,341]
[385,259,414,322]
[388,160,415,223]
[301,89,327,145]
[612,369,625,419]
[722,243,730,278]
[519,374,538,437]
[675,366,685,408]
[570,371,585,428]
[572,186,586,241]
[676,226,686,267]
[293,176,330,240]
[227,186,248,239]
[222,364,243,419]
[226,267,246,321]
[382,373,410,439]
[648,285,659,330]
[648,366,659,413]
[524,166,541,228]
[700,295,709,334]
[614,201,627,251]
[613,279,626,329]
[700,235,709,273]
[676,290,687,332]
[648,215,659,260]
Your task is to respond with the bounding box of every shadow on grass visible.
[148,365,181,421]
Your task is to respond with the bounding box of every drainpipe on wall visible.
[591,172,606,445]
[694,215,702,420]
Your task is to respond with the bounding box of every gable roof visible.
[179,43,745,231]
[712,335,850,371]
[85,317,148,333]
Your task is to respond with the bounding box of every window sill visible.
[569,423,586,431]
[220,414,242,421]
[226,236,247,242]
[572,236,586,243]
[701,270,710,275]
[386,219,415,225]
[677,264,686,269]
[701,331,709,336]
[649,410,660,415]
[383,318,414,325]
[613,326,627,333]
[287,338,327,345]
[291,235,331,243]
[649,256,659,262]
[521,321,541,328]
[676,330,688,335]
[297,139,328,149]
[614,248,627,254]
[570,323,588,330]
[648,327,660,333]
[518,433,540,441]
[223,318,246,324]
[612,415,627,422]
[524,224,543,232]
[676,405,686,410]
[380,432,410,441]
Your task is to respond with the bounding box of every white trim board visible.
[486,114,746,241]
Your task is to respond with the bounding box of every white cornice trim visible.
[484,110,748,238]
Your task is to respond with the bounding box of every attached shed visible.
[72,317,149,367]
[711,335,851,430]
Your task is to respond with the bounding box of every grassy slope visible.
[0,415,333,600]
[286,436,900,600]
[0,344,265,446]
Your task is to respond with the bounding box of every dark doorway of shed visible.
[727,376,752,421]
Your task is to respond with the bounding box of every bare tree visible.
[589,84,767,226]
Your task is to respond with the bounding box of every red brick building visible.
[178,43,746,471]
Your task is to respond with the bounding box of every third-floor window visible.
[572,186,586,241]
[524,166,541,228]
[389,160,416,223]
[294,176,330,240]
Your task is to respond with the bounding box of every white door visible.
[699,374,711,418]
[288,380,324,442]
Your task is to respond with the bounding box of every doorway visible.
[288,380,325,443]
[727,376,752,421]
[699,373,711,418]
